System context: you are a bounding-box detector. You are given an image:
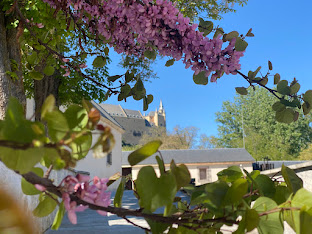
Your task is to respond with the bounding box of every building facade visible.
[122,148,255,188]
[99,101,166,145]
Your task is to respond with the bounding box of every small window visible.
[199,168,207,180]
[107,152,112,165]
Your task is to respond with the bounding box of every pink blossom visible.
[60,175,111,224]
[43,0,245,82]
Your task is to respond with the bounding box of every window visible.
[199,168,207,180]
[199,167,211,181]
[107,152,112,165]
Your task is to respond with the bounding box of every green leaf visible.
[108,75,122,82]
[125,71,134,83]
[260,77,268,86]
[104,47,109,55]
[235,87,248,95]
[213,27,224,38]
[63,105,88,131]
[203,181,229,210]
[193,71,208,85]
[281,164,303,194]
[146,219,170,234]
[128,140,162,166]
[0,147,44,174]
[44,110,69,142]
[70,132,92,160]
[303,90,312,104]
[254,174,276,198]
[303,102,311,115]
[217,166,243,182]
[225,31,239,41]
[41,95,55,119]
[133,78,144,91]
[235,38,248,51]
[144,50,157,60]
[43,66,55,76]
[300,208,312,234]
[29,70,44,80]
[290,83,300,94]
[92,56,106,68]
[277,80,290,95]
[273,185,291,205]
[253,197,283,234]
[143,96,148,111]
[170,160,191,190]
[274,73,280,85]
[135,166,176,212]
[283,189,312,233]
[146,94,153,104]
[118,84,131,101]
[21,167,44,195]
[27,52,38,65]
[156,155,165,175]
[2,98,38,143]
[272,102,286,112]
[198,18,213,36]
[114,178,126,208]
[275,108,294,124]
[245,209,259,232]
[268,61,273,70]
[51,202,65,230]
[292,188,312,208]
[165,59,175,67]
[33,194,57,217]
[224,178,248,203]
[246,28,254,37]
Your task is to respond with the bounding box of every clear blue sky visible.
[104,0,312,142]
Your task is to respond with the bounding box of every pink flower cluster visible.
[60,174,111,224]
[43,0,244,81]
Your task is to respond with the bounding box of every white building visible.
[74,101,124,190]
[122,148,255,188]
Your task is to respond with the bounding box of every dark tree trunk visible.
[0,12,26,119]
[34,73,61,120]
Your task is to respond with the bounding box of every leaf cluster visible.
[117,141,312,233]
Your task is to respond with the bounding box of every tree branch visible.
[21,171,238,226]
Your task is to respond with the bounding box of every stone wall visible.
[0,162,75,233]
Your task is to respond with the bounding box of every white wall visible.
[131,163,253,186]
[0,162,74,233]
[75,121,123,191]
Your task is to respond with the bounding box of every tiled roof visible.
[124,109,142,118]
[99,104,127,117]
[122,148,255,166]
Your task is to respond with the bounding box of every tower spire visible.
[159,99,163,110]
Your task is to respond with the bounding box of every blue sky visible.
[104,0,312,140]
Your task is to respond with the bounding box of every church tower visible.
[143,100,166,128]
[155,100,166,128]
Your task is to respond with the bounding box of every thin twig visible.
[44,165,54,179]
[123,217,151,232]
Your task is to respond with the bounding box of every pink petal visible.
[97,210,107,216]
[34,184,46,191]
[75,205,88,212]
[68,210,77,224]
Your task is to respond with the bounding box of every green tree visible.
[209,88,312,160]
[139,126,199,149]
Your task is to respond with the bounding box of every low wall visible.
[0,162,75,233]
